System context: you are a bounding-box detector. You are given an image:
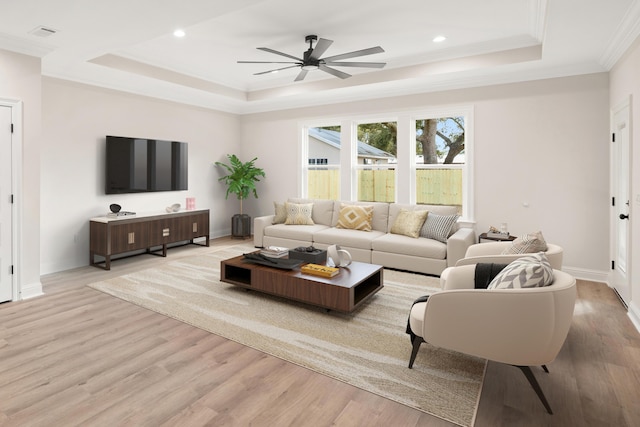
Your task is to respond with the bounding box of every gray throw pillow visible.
[488,252,553,289]
[419,213,459,243]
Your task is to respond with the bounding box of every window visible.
[414,117,465,213]
[305,126,340,200]
[357,121,397,202]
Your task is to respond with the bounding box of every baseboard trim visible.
[562,266,608,284]
[20,280,44,300]
[628,301,640,335]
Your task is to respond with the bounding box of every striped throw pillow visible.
[420,213,459,243]
[336,204,373,231]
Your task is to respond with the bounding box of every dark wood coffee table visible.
[220,254,383,313]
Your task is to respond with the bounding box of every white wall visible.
[610,35,640,329]
[241,73,610,277]
[40,78,241,273]
[0,49,42,298]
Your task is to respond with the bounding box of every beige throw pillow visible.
[390,209,428,238]
[502,230,548,255]
[336,204,373,231]
[284,202,315,225]
[272,202,287,224]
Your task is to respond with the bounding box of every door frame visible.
[0,98,23,301]
[610,95,632,307]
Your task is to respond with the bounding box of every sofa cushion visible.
[420,213,459,243]
[390,209,428,238]
[288,198,334,226]
[273,202,287,224]
[501,230,548,255]
[336,203,373,231]
[284,202,314,225]
[372,233,447,259]
[488,252,553,289]
[313,227,385,250]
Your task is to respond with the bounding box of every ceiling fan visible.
[238,35,386,82]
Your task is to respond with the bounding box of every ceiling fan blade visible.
[238,60,299,64]
[254,65,301,76]
[319,65,351,79]
[324,61,386,68]
[321,46,384,62]
[257,47,302,62]
[309,38,333,60]
[294,69,308,81]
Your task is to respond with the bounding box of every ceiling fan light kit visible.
[238,35,386,81]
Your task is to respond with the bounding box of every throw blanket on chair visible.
[405,263,507,343]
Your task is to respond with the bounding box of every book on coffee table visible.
[301,264,339,278]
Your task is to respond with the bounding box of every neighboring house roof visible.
[309,128,395,160]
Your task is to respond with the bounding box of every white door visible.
[611,99,631,306]
[0,105,13,302]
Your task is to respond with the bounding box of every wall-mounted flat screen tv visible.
[105,135,188,194]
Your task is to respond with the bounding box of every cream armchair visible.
[408,264,577,414]
[455,241,563,269]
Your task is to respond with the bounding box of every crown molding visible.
[600,0,640,69]
[0,32,54,58]
[529,0,549,42]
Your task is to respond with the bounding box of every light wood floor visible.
[1,237,639,426]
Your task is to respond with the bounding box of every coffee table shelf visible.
[220,255,383,313]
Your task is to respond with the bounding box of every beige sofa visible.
[253,198,476,276]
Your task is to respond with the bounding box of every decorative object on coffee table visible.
[214,154,265,238]
[327,244,352,267]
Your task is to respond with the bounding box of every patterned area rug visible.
[88,245,485,427]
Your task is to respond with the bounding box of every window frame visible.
[299,105,474,221]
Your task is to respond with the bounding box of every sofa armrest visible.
[446,227,476,267]
[253,215,274,248]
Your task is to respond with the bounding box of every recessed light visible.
[433,35,446,43]
[173,29,185,38]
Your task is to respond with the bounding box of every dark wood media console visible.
[90,209,210,270]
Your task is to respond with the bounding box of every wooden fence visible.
[307,169,462,206]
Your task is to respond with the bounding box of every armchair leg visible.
[408,336,424,368]
[542,364,549,373]
[516,365,553,414]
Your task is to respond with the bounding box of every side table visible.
[478,232,517,244]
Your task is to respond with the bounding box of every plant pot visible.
[232,214,251,238]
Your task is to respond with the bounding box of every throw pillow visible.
[336,204,373,231]
[390,209,429,238]
[501,230,548,255]
[488,252,553,289]
[420,213,459,243]
[272,202,287,224]
[284,202,315,225]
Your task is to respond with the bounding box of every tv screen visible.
[105,136,188,194]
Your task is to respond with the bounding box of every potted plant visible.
[214,154,266,238]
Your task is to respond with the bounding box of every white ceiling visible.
[1,0,639,114]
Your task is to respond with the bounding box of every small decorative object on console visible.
[166,203,181,213]
[301,263,340,278]
[186,197,196,210]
